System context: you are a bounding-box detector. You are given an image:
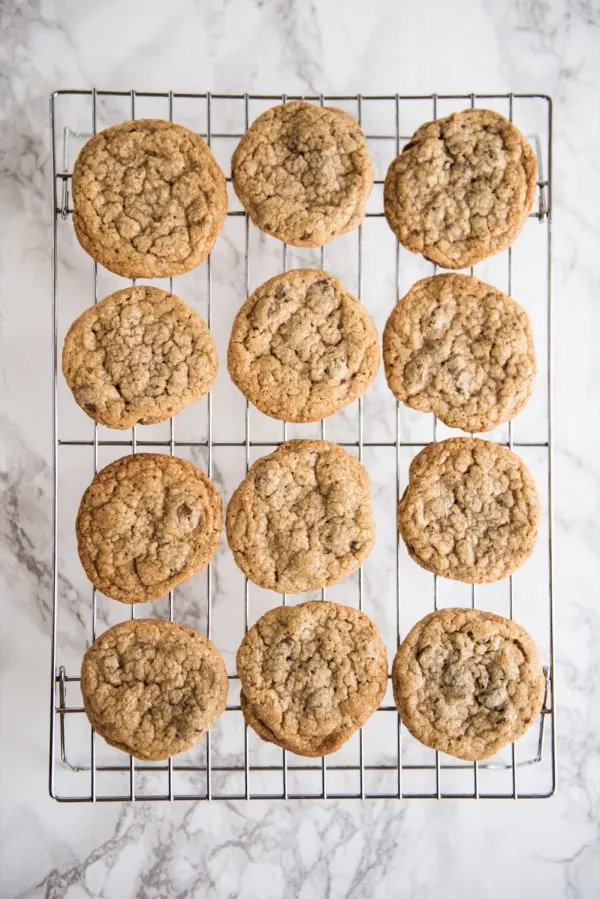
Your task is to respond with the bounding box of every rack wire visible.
[50,91,555,801]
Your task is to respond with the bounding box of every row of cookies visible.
[63,269,536,434]
[81,602,546,763]
[75,437,540,603]
[71,103,536,278]
[230,268,537,431]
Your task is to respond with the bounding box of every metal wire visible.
[468,89,478,800]
[243,92,251,802]
[394,93,403,801]
[50,91,555,801]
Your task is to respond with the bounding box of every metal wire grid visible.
[50,91,555,801]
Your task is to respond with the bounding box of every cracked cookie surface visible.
[63,286,217,429]
[77,454,222,603]
[383,274,536,432]
[237,601,387,756]
[384,109,537,268]
[81,618,228,760]
[398,438,540,583]
[231,101,373,247]
[72,119,227,277]
[228,269,379,422]
[226,440,374,593]
[392,608,545,760]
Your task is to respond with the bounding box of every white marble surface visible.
[1,0,600,896]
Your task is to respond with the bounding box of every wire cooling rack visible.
[50,91,555,801]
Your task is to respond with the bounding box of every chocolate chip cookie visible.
[392,608,546,760]
[237,601,388,756]
[72,119,227,277]
[384,109,537,269]
[76,454,222,603]
[231,101,373,247]
[383,274,536,432]
[228,269,379,422]
[62,285,218,429]
[81,618,228,760]
[226,440,375,593]
[398,438,540,583]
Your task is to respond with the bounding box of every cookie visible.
[231,101,373,247]
[228,269,379,422]
[72,119,227,278]
[237,601,388,756]
[81,618,228,760]
[398,438,540,583]
[76,454,222,603]
[226,440,374,593]
[392,608,545,761]
[62,286,218,429]
[383,274,536,432]
[384,109,537,269]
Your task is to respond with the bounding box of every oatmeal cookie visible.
[392,608,546,760]
[384,109,537,268]
[228,269,379,422]
[72,119,227,277]
[226,440,374,593]
[237,601,387,756]
[62,285,217,429]
[76,454,222,603]
[231,101,373,247]
[383,274,536,432]
[398,438,540,583]
[81,618,228,760]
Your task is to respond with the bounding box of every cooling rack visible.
[50,90,555,801]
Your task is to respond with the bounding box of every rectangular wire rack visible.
[50,90,555,801]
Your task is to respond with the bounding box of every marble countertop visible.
[1,1,599,897]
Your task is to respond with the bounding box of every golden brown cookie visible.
[384,109,537,269]
[62,286,217,429]
[81,618,228,760]
[231,101,373,247]
[392,608,546,761]
[228,269,379,422]
[76,454,222,603]
[72,119,227,277]
[383,274,536,432]
[398,438,540,583]
[226,440,375,593]
[237,601,388,756]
